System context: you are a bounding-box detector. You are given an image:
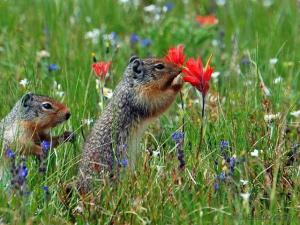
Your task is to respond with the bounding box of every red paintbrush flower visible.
[196,15,218,26]
[164,45,186,67]
[182,55,214,96]
[92,61,112,79]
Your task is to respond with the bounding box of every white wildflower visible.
[156,165,165,173]
[269,57,278,65]
[211,39,219,47]
[36,50,50,60]
[144,4,157,12]
[85,28,101,45]
[244,80,253,86]
[212,71,221,79]
[290,110,300,118]
[264,113,280,123]
[85,16,92,23]
[260,82,271,96]
[19,78,29,87]
[95,79,101,91]
[83,118,94,126]
[240,192,250,201]
[69,16,75,25]
[152,150,160,157]
[273,76,283,84]
[263,0,273,7]
[102,32,117,45]
[103,87,113,99]
[216,0,226,6]
[55,91,64,98]
[74,205,83,214]
[53,81,62,90]
[240,179,249,185]
[250,149,259,157]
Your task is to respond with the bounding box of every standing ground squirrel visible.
[0,93,74,156]
[78,56,182,193]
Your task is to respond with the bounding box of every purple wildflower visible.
[43,186,49,192]
[20,166,28,178]
[117,143,128,168]
[220,140,229,149]
[241,56,251,66]
[48,64,59,72]
[213,182,219,191]
[172,131,185,169]
[9,156,29,195]
[229,157,236,172]
[130,33,139,44]
[41,140,51,153]
[39,140,51,173]
[43,185,50,202]
[5,149,15,159]
[119,159,128,167]
[140,38,152,47]
[164,2,174,12]
[172,131,184,143]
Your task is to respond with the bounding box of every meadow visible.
[0,0,300,224]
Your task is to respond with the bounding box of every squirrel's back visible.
[78,56,182,192]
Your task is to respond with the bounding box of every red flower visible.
[196,15,218,26]
[182,55,214,96]
[92,61,112,79]
[164,45,186,67]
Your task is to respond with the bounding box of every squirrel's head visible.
[20,93,71,129]
[124,56,183,117]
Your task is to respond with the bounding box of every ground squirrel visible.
[0,93,74,156]
[78,56,182,193]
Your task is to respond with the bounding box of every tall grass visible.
[0,0,299,224]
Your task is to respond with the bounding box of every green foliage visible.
[0,0,300,224]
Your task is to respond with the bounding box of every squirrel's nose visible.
[65,112,71,120]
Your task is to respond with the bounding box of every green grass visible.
[0,0,300,224]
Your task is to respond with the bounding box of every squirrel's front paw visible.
[61,131,76,143]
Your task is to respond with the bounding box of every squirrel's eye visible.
[42,103,53,110]
[154,63,165,70]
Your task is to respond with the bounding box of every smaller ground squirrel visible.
[78,56,182,193]
[0,93,74,156]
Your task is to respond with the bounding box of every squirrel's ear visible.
[21,93,33,107]
[129,55,139,63]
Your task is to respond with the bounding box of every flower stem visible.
[197,94,206,159]
[179,91,185,137]
[201,93,205,119]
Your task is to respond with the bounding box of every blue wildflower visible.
[172,131,184,143]
[220,140,229,149]
[172,131,185,169]
[48,64,59,72]
[164,2,174,12]
[5,149,15,159]
[111,31,117,40]
[20,165,28,178]
[140,38,152,47]
[213,182,219,191]
[43,186,49,192]
[110,32,118,45]
[119,159,128,167]
[130,33,139,44]
[229,157,236,172]
[219,172,226,181]
[41,140,51,152]
[241,56,251,66]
